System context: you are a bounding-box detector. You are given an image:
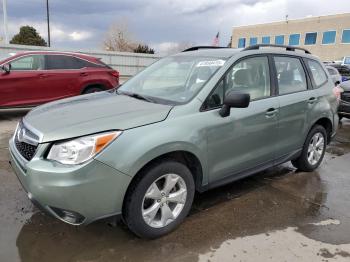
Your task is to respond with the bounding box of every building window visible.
[289,34,300,46]
[275,35,284,45]
[342,29,350,44]
[262,36,270,44]
[322,31,336,44]
[238,38,246,48]
[305,32,317,45]
[249,37,258,46]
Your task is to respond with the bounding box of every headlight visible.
[47,131,122,165]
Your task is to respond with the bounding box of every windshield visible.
[118,55,226,104]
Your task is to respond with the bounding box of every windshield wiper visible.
[116,90,154,103]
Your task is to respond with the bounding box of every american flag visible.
[212,32,220,46]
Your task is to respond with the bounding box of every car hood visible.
[24,91,173,142]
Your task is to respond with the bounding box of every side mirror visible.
[1,64,11,74]
[219,90,250,117]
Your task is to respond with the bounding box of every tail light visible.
[109,70,119,78]
[333,85,344,101]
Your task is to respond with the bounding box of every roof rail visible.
[182,46,228,52]
[243,44,311,54]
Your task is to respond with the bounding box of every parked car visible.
[326,65,342,85]
[327,63,350,82]
[339,80,350,119]
[9,44,338,239]
[342,56,350,66]
[0,51,119,108]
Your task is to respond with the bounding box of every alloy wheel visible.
[142,173,187,228]
[307,132,325,166]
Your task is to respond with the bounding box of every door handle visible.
[38,74,49,79]
[265,108,277,117]
[308,97,317,104]
[80,72,89,77]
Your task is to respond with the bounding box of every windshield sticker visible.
[196,60,225,67]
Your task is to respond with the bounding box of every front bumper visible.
[9,137,131,225]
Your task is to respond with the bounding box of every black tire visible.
[123,160,195,239]
[82,86,104,94]
[291,125,327,172]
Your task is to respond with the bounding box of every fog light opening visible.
[49,206,85,225]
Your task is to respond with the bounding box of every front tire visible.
[82,86,104,94]
[123,160,195,239]
[291,125,327,172]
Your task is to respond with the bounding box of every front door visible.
[0,54,46,107]
[204,55,279,184]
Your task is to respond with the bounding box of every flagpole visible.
[2,0,9,44]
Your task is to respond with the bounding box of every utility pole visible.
[2,0,9,44]
[46,0,51,46]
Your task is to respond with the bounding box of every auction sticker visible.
[196,60,225,67]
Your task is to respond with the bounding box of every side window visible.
[326,67,337,76]
[274,56,307,95]
[75,58,102,68]
[46,55,84,70]
[306,59,328,87]
[10,55,45,70]
[339,66,350,77]
[203,56,270,110]
[228,56,270,100]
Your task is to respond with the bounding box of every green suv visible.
[9,44,339,238]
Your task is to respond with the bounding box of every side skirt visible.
[199,149,302,192]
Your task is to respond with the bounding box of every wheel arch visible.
[81,82,107,94]
[310,117,333,144]
[130,150,204,191]
[121,149,204,219]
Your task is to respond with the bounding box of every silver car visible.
[326,65,342,85]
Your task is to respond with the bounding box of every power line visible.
[46,0,51,46]
[2,0,9,43]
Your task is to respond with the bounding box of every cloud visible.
[153,42,179,53]
[2,0,350,51]
[69,31,92,41]
[6,19,92,43]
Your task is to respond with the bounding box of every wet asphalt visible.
[1,110,350,262]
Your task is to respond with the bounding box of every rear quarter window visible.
[306,59,328,88]
[327,67,337,76]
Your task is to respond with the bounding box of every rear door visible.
[0,54,46,107]
[42,55,83,101]
[274,55,316,157]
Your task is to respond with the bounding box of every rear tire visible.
[123,160,195,239]
[291,125,327,172]
[82,86,105,94]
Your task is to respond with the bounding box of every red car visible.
[0,51,119,108]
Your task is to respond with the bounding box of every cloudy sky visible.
[1,0,350,53]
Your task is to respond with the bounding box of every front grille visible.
[14,136,38,161]
[341,92,350,103]
[14,121,39,161]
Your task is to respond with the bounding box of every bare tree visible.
[103,21,137,52]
